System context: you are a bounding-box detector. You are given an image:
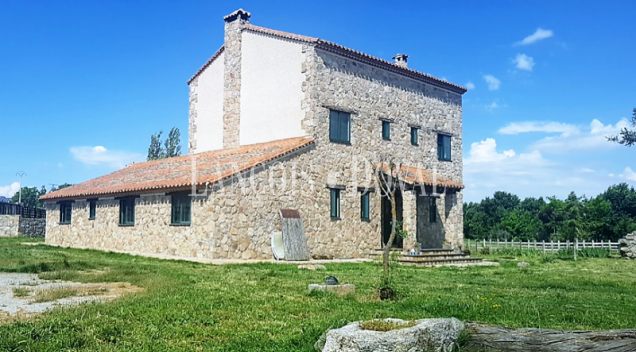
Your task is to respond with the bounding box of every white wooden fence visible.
[465,239,620,253]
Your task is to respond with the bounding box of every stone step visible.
[370,248,457,257]
[399,257,484,266]
[400,253,472,261]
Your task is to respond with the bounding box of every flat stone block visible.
[309,283,355,295]
[298,264,326,271]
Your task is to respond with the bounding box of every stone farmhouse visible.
[40,9,467,260]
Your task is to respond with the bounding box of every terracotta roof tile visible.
[41,137,315,201]
[377,163,464,190]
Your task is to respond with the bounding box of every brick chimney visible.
[222,9,251,148]
[393,54,408,68]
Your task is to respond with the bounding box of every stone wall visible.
[0,215,19,237]
[300,46,464,249]
[19,218,46,238]
[619,232,636,259]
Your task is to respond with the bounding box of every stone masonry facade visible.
[43,10,465,260]
[0,215,45,238]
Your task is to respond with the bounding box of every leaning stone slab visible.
[299,264,327,271]
[308,284,355,295]
[321,318,464,352]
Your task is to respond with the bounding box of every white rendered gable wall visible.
[194,51,225,152]
[239,31,305,145]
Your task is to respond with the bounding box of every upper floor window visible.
[381,121,391,141]
[171,193,191,225]
[119,197,136,226]
[329,110,351,144]
[88,199,97,220]
[437,134,451,161]
[59,202,72,224]
[410,127,419,146]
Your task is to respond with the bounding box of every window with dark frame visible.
[329,110,351,144]
[171,193,191,225]
[59,202,72,224]
[437,134,452,161]
[119,197,136,226]
[360,192,370,220]
[330,188,341,219]
[429,197,437,223]
[381,120,391,140]
[88,199,96,220]
[410,127,419,146]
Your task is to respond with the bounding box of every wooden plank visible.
[465,322,636,352]
[279,209,309,261]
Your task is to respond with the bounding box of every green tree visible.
[608,108,636,146]
[147,128,182,161]
[50,183,73,193]
[11,186,47,208]
[164,127,182,158]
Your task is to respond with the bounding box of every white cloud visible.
[70,146,143,169]
[483,75,501,90]
[609,173,615,178]
[0,182,20,198]
[516,28,553,46]
[514,53,535,71]
[621,167,636,181]
[578,168,595,174]
[530,118,631,153]
[498,121,579,136]
[485,102,499,112]
[465,82,475,90]
[463,137,616,202]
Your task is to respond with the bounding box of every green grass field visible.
[0,238,635,351]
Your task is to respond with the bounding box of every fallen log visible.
[464,322,636,352]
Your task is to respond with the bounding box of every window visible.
[59,202,72,224]
[119,197,136,226]
[411,127,419,146]
[437,134,451,161]
[329,110,351,144]
[88,199,96,220]
[429,197,437,223]
[382,121,391,140]
[171,193,191,225]
[330,188,341,219]
[360,192,370,221]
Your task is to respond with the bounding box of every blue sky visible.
[1,0,634,202]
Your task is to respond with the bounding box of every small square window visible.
[360,192,370,221]
[410,127,419,146]
[330,189,341,219]
[59,202,72,224]
[329,110,351,144]
[429,197,437,223]
[382,121,391,140]
[119,197,136,226]
[437,134,451,161]
[88,199,96,220]
[171,193,191,225]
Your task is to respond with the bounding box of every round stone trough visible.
[319,318,464,352]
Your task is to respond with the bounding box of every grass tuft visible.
[12,287,31,297]
[359,319,417,332]
[31,287,78,303]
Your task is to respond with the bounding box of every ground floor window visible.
[360,192,370,221]
[171,193,191,225]
[59,202,72,224]
[119,197,136,226]
[88,199,97,220]
[429,197,437,223]
[330,188,341,219]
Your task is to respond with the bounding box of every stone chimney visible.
[222,9,251,148]
[392,54,408,68]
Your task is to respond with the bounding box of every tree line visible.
[464,183,636,242]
